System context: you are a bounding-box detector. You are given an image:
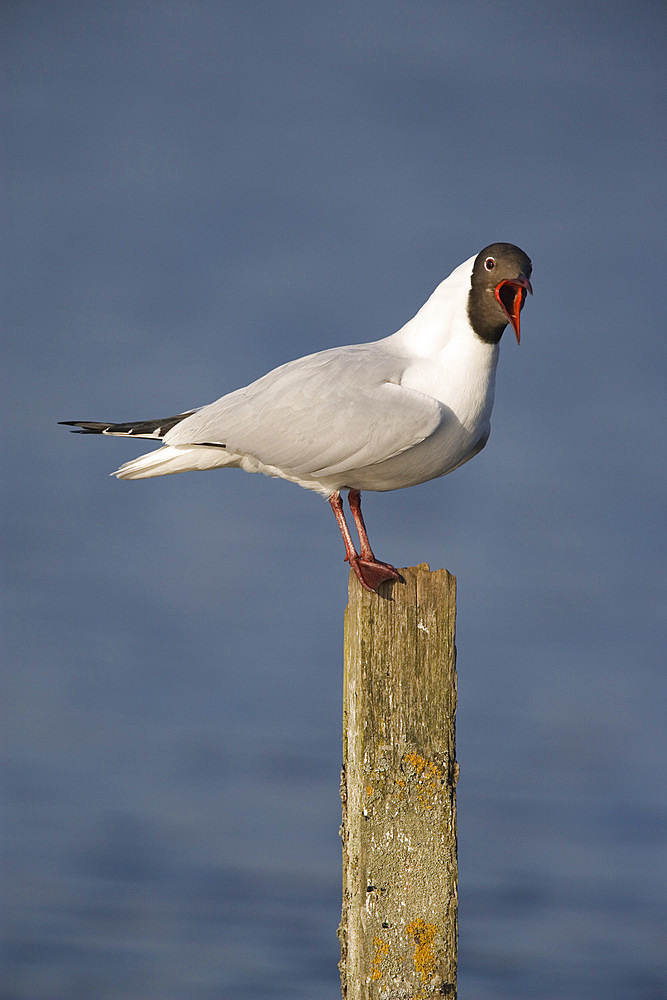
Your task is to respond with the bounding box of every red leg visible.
[347,488,378,561]
[329,491,360,568]
[328,489,400,592]
[348,489,401,585]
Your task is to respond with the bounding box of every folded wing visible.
[164,344,445,479]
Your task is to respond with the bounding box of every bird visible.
[61,242,532,592]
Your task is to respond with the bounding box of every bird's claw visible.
[350,556,401,592]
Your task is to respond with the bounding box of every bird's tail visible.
[113,444,229,480]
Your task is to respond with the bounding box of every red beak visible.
[494,273,533,344]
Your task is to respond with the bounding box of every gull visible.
[61,242,532,591]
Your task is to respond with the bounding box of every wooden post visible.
[339,564,458,999]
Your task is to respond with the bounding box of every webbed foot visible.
[347,555,402,592]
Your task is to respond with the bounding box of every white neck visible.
[385,254,480,357]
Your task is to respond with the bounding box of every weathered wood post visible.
[339,564,458,999]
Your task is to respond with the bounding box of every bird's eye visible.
[484,257,495,270]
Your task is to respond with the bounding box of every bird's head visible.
[468,243,533,345]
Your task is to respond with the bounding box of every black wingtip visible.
[58,420,110,434]
[58,411,198,437]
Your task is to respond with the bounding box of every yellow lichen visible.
[404,752,443,809]
[405,918,438,981]
[371,935,390,980]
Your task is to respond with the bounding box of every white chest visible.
[400,336,499,433]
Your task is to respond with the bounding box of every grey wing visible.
[164,345,445,477]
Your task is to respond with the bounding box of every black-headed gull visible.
[62,242,532,591]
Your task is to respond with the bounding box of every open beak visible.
[494,273,533,344]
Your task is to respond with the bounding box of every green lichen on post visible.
[339,565,458,999]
